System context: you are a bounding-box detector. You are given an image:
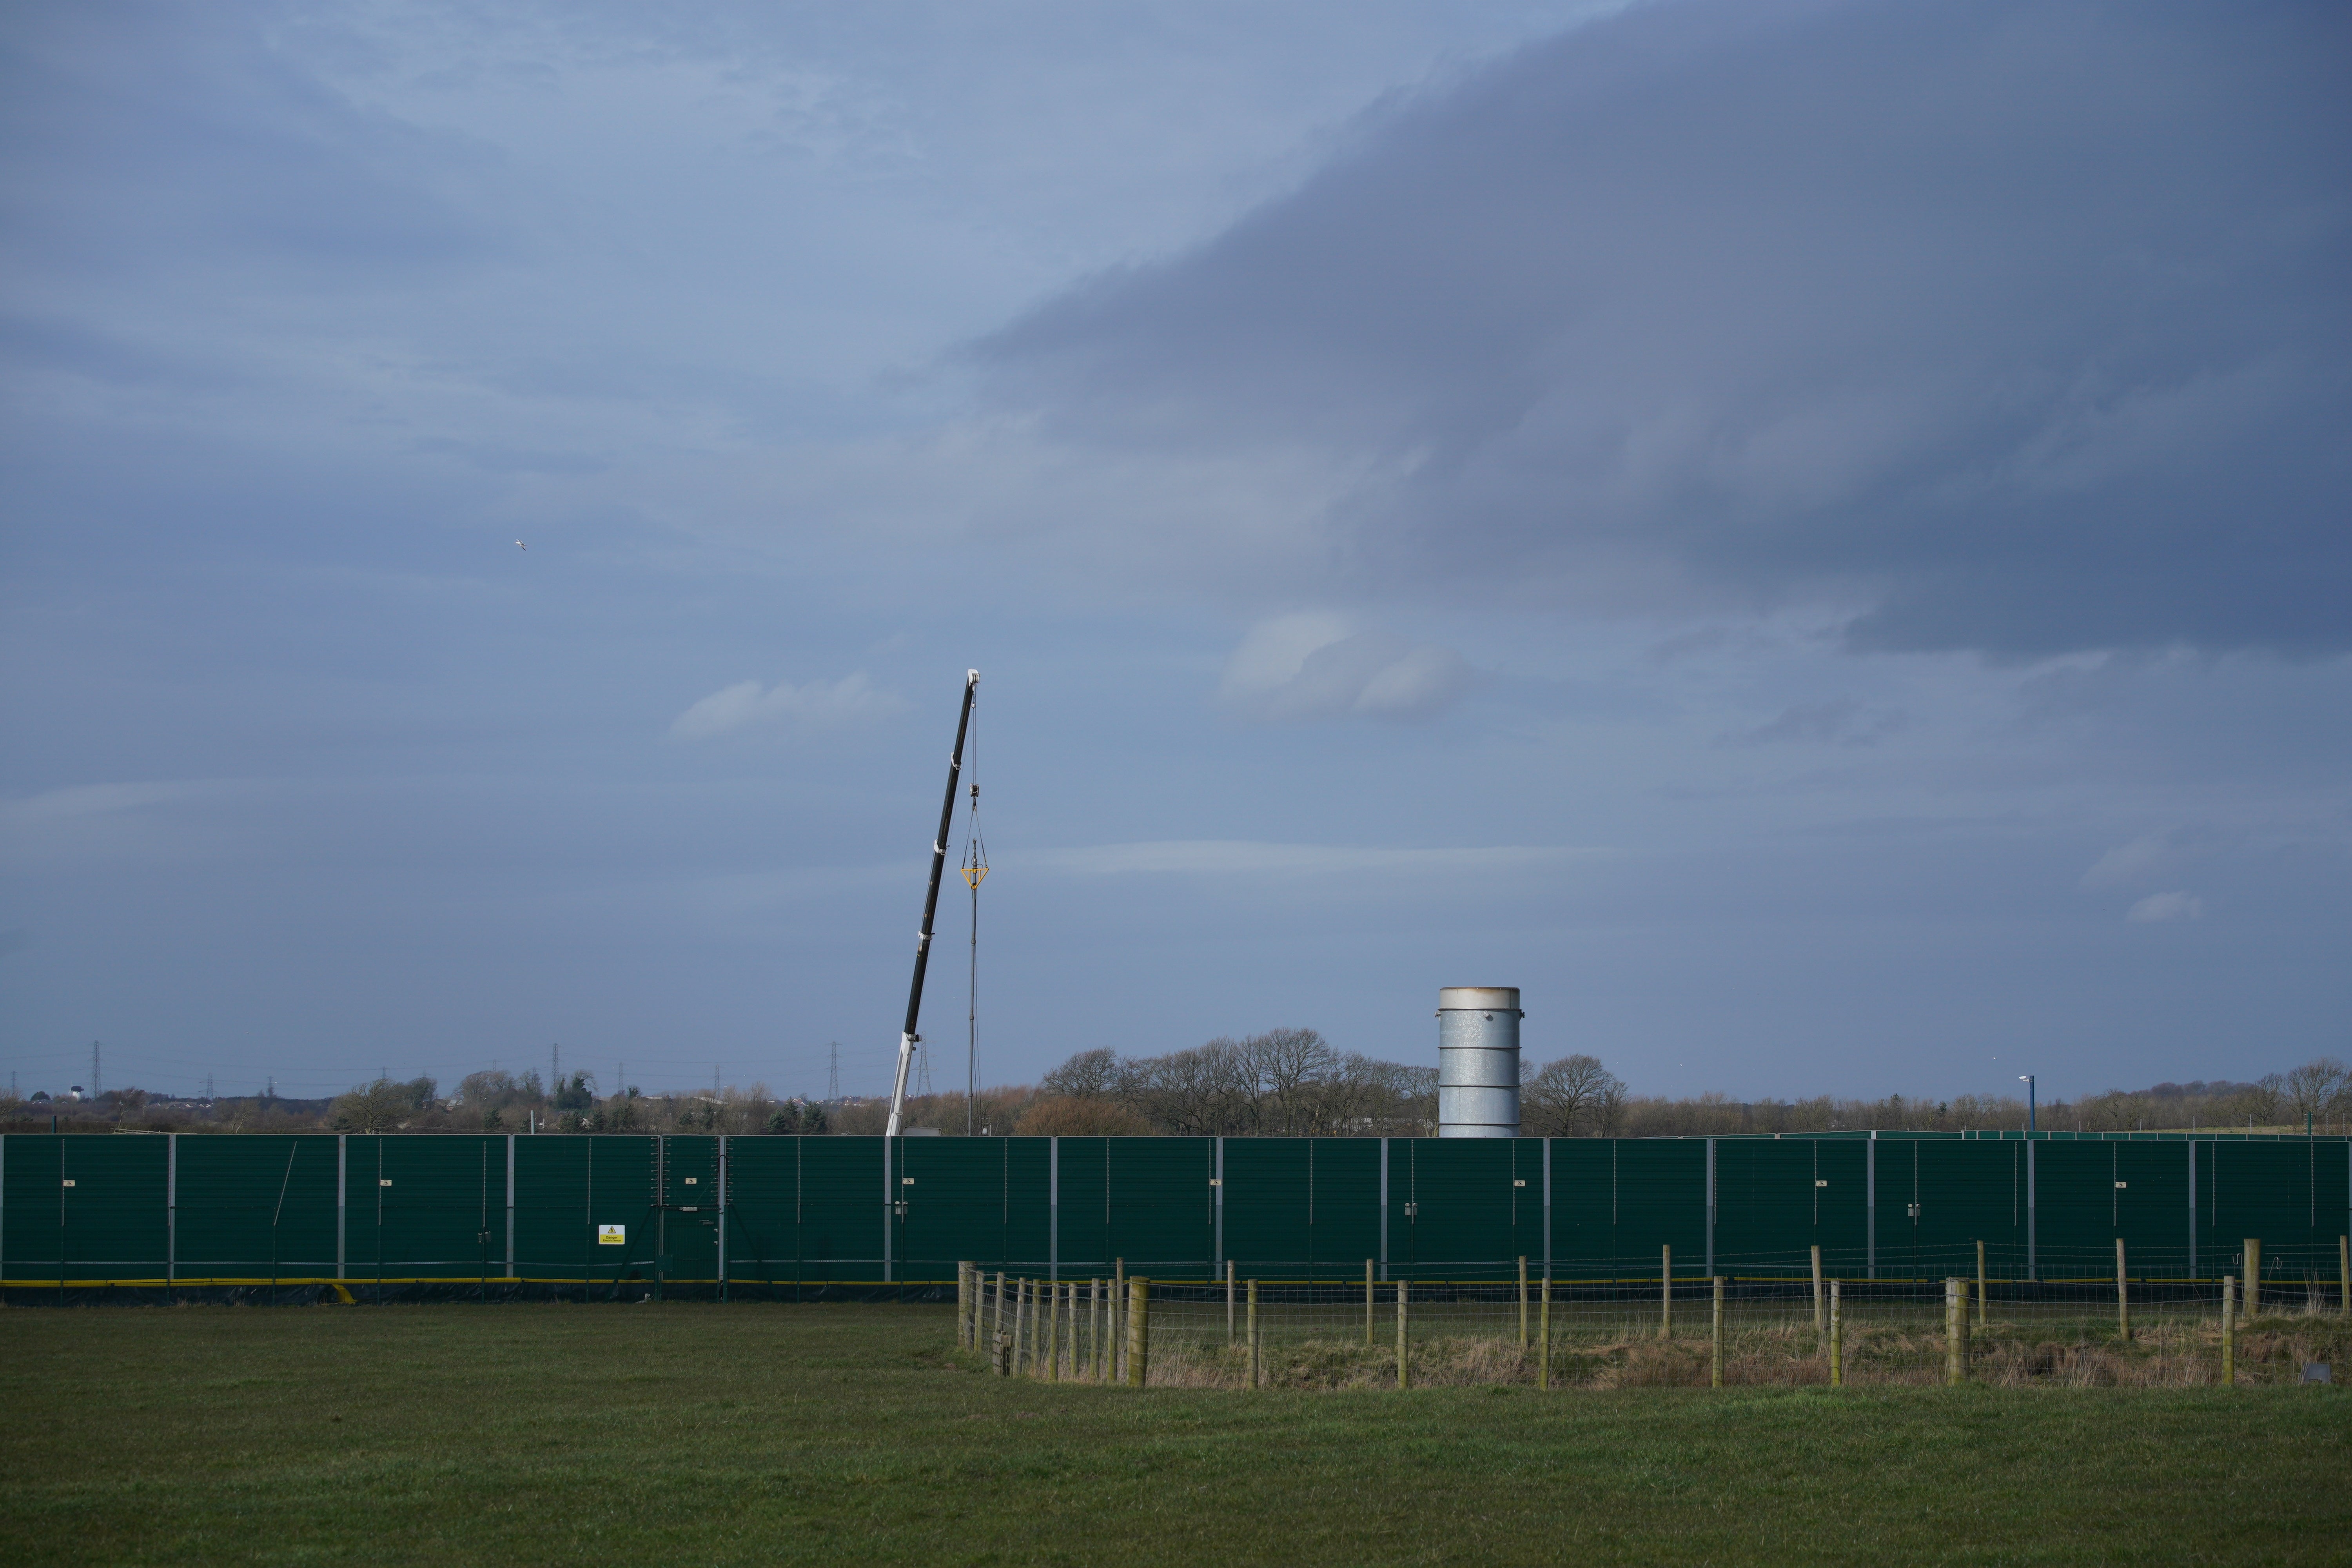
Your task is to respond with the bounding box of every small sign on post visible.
[597,1224,625,1245]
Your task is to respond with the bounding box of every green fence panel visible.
[1311,1137,1383,1281]
[6,1130,2343,1296]
[1396,1139,1513,1279]
[2033,1139,2132,1279]
[2,1135,169,1283]
[1718,1136,1833,1276]
[1904,1140,2024,1280]
[65,1135,169,1282]
[661,1135,720,1285]
[1107,1137,1212,1278]
[800,1136,883,1279]
[2,1135,65,1281]
[2110,1140,2193,1277]
[1544,1137,1617,1277]
[898,1134,1010,1278]
[1221,1136,1310,1274]
[176,1135,336,1281]
[2208,1137,2346,1279]
[1045,1136,1107,1278]
[720,1134,800,1285]
[1613,1138,1709,1281]
[515,1133,590,1283]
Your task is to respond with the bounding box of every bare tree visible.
[1242,1028,1338,1136]
[1042,1049,1122,1100]
[2279,1057,2349,1129]
[1522,1054,1625,1136]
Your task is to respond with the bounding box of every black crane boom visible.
[886,668,978,1137]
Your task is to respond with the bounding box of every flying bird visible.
[515,540,527,550]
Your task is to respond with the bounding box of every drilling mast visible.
[886,669,978,1138]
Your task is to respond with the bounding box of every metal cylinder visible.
[1437,985,1521,1137]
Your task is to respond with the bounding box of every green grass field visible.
[4,1303,2345,1565]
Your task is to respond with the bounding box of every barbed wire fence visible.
[957,1242,2350,1391]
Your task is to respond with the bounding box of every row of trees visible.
[8,1050,2346,1139]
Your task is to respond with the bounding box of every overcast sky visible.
[3,0,2346,1105]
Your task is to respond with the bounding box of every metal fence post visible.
[1365,1258,1375,1346]
[1227,1258,1236,1346]
[1127,1277,1150,1388]
[2243,1238,2260,1319]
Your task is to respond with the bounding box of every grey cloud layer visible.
[979,0,2351,654]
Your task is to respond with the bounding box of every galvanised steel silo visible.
[1437,986,1521,1137]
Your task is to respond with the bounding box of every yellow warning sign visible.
[597,1224,625,1245]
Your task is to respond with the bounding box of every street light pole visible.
[2018,1074,2036,1135]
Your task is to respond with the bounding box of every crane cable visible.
[960,698,986,1134]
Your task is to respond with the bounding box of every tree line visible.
[6,1047,2346,1139]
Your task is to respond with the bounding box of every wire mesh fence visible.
[960,1259,2351,1391]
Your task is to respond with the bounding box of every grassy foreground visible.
[3,1303,2345,1565]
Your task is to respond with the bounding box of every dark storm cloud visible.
[978,0,2352,655]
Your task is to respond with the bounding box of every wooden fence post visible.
[1227,1258,1236,1347]
[1710,1275,1725,1388]
[2243,1239,2260,1320]
[1518,1255,1530,1349]
[957,1262,971,1347]
[1810,1245,1826,1339]
[1113,1258,1126,1382]
[1127,1277,1150,1388]
[993,1271,1007,1355]
[1538,1272,1552,1390]
[1661,1245,1673,1340]
[1828,1279,1842,1387]
[1945,1279,1965,1386]
[1976,1239,1988,1330]
[1014,1279,1029,1377]
[1365,1258,1375,1347]
[2116,1238,2131,1342]
[1247,1278,1260,1388]
[1047,1280,1062,1383]
[2339,1235,2348,1320]
[2220,1274,2235,1386]
[1957,1277,1971,1379]
[1396,1279,1411,1390]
